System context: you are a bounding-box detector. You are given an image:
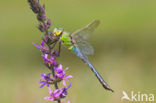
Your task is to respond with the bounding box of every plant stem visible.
[49,45,61,103]
[51,67,61,103]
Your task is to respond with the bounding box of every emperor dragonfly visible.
[52,20,113,92]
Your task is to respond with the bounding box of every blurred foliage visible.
[0,0,156,103]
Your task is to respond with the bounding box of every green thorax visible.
[60,32,74,50]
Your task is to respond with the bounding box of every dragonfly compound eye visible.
[53,27,63,36]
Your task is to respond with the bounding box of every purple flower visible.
[42,54,57,66]
[46,19,51,29]
[37,13,46,22]
[48,31,53,40]
[42,33,54,43]
[27,0,40,14]
[33,41,49,53]
[44,83,71,101]
[38,24,45,32]
[39,73,53,88]
[54,65,73,86]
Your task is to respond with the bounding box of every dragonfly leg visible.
[49,41,57,50]
[58,41,62,56]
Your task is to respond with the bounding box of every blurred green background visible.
[0,0,156,103]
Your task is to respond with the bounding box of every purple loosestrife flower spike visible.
[28,0,72,102]
[55,65,73,86]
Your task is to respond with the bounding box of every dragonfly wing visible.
[75,45,89,60]
[72,19,100,40]
[75,40,94,55]
[72,20,100,55]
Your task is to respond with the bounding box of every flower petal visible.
[47,83,50,87]
[58,64,63,70]
[41,41,44,46]
[67,82,72,89]
[47,73,52,77]
[48,87,53,95]
[63,80,66,86]
[40,73,46,77]
[64,75,73,79]
[39,83,46,88]
[53,89,59,94]
[32,43,41,50]
[44,96,54,101]
[64,67,69,71]
[39,81,45,83]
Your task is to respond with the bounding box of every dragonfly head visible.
[53,27,63,37]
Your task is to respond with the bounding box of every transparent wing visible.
[72,20,100,55]
[72,19,100,40]
[75,40,94,55]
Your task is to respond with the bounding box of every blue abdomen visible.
[72,47,83,57]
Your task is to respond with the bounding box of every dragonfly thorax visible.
[60,32,73,46]
[53,27,75,51]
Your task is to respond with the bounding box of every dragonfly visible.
[51,20,113,92]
